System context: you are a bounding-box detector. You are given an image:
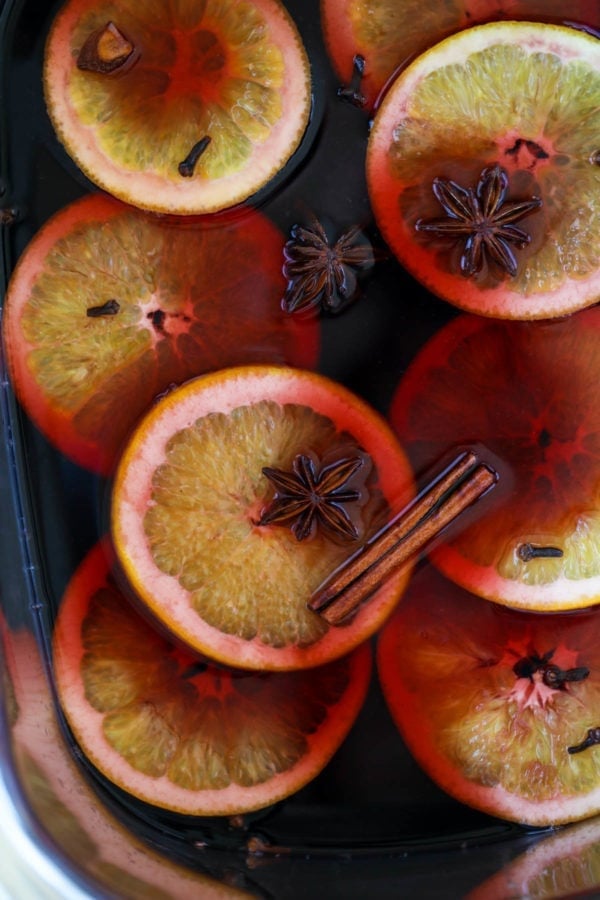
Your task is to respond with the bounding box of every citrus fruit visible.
[366,21,600,320]
[53,541,372,817]
[390,308,600,613]
[467,815,600,899]
[321,1,599,110]
[1,624,252,897]
[44,0,311,214]
[377,566,600,827]
[111,365,415,671]
[2,193,317,475]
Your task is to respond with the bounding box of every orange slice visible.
[367,21,600,319]
[467,816,600,899]
[2,194,317,475]
[378,566,600,827]
[111,365,415,671]
[321,0,599,110]
[390,308,600,613]
[1,621,252,897]
[53,542,372,816]
[44,0,311,214]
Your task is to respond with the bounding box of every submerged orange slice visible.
[111,365,415,671]
[321,0,599,110]
[2,194,317,475]
[53,542,371,816]
[44,0,311,214]
[0,623,253,897]
[367,21,600,319]
[378,566,600,827]
[467,816,600,899]
[390,308,600,613]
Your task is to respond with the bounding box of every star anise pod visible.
[258,451,371,542]
[282,220,375,314]
[415,164,542,278]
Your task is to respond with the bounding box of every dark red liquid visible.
[3,2,600,898]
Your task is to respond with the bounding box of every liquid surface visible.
[2,0,600,886]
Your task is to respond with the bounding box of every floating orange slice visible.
[3,194,317,474]
[321,0,599,110]
[390,308,600,613]
[467,816,600,899]
[367,21,600,319]
[0,621,252,896]
[378,566,600,827]
[111,365,415,671]
[53,542,372,816]
[44,0,312,213]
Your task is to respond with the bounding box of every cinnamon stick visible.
[309,451,497,625]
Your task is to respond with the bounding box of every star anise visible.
[415,163,542,278]
[282,220,375,314]
[258,451,371,542]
